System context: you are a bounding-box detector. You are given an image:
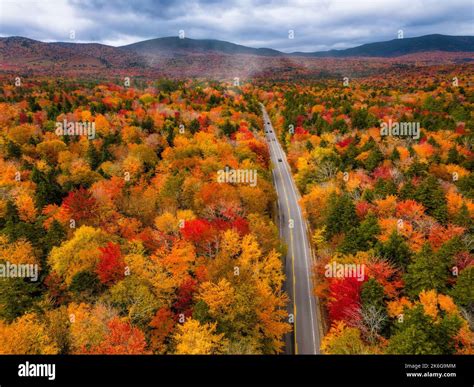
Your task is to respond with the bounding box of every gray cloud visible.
[0,0,472,52]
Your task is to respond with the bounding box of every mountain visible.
[0,34,472,79]
[1,34,473,64]
[0,36,146,71]
[120,36,282,57]
[297,34,474,57]
[119,34,474,58]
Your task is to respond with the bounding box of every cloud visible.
[0,0,472,52]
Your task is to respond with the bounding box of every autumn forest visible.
[0,1,473,358]
[0,58,472,356]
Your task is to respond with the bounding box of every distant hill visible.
[120,36,282,57]
[0,36,146,70]
[297,34,474,57]
[120,34,474,58]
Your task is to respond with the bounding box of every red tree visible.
[19,111,28,124]
[372,165,392,180]
[182,219,214,243]
[62,187,98,222]
[173,278,198,319]
[355,201,373,219]
[327,276,364,323]
[230,216,249,236]
[247,140,270,168]
[337,137,353,148]
[86,318,147,354]
[96,242,125,285]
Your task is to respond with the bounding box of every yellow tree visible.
[124,253,176,305]
[255,282,291,353]
[0,313,58,354]
[321,321,371,354]
[197,279,235,318]
[206,229,240,282]
[173,319,227,354]
[154,212,179,235]
[36,139,67,164]
[159,240,196,283]
[15,192,37,222]
[419,289,439,319]
[259,249,285,291]
[48,226,110,285]
[0,235,38,265]
[247,213,280,255]
[67,302,116,353]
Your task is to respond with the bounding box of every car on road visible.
[278,158,282,162]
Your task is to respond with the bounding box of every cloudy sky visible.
[0,0,473,52]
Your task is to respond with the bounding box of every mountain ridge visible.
[292,34,474,57]
[1,34,473,79]
[1,34,473,58]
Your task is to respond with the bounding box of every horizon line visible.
[0,33,471,55]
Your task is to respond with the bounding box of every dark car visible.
[278,158,282,162]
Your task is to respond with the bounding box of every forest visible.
[0,78,290,354]
[0,61,472,355]
[254,63,473,354]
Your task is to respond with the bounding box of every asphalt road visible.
[261,104,321,355]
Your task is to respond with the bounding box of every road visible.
[261,104,321,355]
